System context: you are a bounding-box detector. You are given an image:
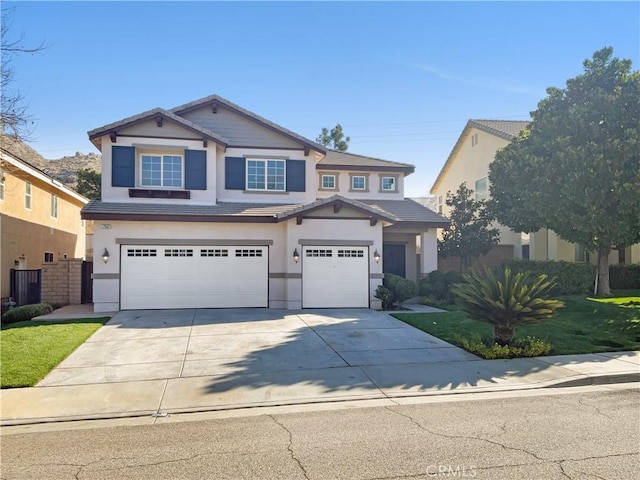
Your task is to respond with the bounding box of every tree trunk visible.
[493,325,514,346]
[596,245,612,296]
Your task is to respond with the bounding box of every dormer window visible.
[141,154,183,188]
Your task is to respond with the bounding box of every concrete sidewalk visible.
[2,351,638,426]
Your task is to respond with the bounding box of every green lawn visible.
[0,318,109,388]
[394,292,640,355]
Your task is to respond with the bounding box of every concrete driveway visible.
[38,308,477,388]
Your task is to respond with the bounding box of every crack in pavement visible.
[577,396,614,421]
[269,414,310,480]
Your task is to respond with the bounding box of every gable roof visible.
[318,150,415,174]
[276,194,397,223]
[360,198,450,228]
[87,108,229,150]
[1,148,89,205]
[170,94,326,154]
[430,119,529,193]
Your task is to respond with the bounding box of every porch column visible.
[420,230,438,276]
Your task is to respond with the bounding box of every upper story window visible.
[44,252,54,263]
[25,181,32,209]
[438,195,443,214]
[0,174,4,200]
[141,154,183,188]
[380,176,397,192]
[471,133,479,147]
[321,174,336,190]
[351,175,366,191]
[50,193,58,218]
[247,159,285,191]
[475,177,488,201]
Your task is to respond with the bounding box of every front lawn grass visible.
[0,318,109,388]
[394,291,640,355]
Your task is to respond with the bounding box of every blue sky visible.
[4,1,639,197]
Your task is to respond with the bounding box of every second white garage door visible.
[302,246,369,308]
[120,245,268,310]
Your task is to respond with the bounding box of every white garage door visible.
[302,246,369,308]
[120,245,268,310]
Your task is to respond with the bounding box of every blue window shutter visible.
[184,150,207,190]
[286,159,305,192]
[112,146,135,187]
[225,157,245,190]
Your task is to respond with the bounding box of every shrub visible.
[502,260,595,296]
[610,264,640,290]
[456,333,553,359]
[1,303,54,325]
[375,273,417,310]
[419,270,464,305]
[452,268,565,345]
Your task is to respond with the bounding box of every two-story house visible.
[82,95,449,312]
[1,146,88,304]
[431,119,640,267]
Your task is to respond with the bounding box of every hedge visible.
[610,264,640,290]
[1,303,54,325]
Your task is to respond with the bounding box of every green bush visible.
[375,273,417,310]
[1,303,54,325]
[610,264,640,290]
[418,270,464,305]
[452,268,565,345]
[502,260,595,296]
[456,334,553,359]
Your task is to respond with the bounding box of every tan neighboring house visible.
[431,119,640,267]
[82,94,449,313]
[0,147,88,304]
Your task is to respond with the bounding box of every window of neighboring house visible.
[141,154,183,188]
[471,133,479,147]
[25,181,32,209]
[0,174,5,200]
[474,177,488,201]
[380,176,396,192]
[438,195,443,214]
[321,174,336,190]
[351,175,366,190]
[44,252,54,263]
[246,159,285,191]
[50,193,58,218]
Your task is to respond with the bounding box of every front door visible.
[383,244,406,278]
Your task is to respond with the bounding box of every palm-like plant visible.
[451,268,565,345]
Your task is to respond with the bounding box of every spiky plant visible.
[451,268,565,345]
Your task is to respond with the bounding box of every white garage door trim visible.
[120,245,268,310]
[302,246,369,308]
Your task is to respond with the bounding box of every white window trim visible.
[474,176,488,202]
[0,175,5,201]
[50,193,58,219]
[139,153,184,189]
[44,251,54,263]
[349,174,368,192]
[246,158,286,192]
[320,174,337,190]
[379,175,398,193]
[25,181,32,210]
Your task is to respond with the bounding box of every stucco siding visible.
[317,171,405,200]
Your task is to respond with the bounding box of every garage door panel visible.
[302,246,369,308]
[121,245,268,310]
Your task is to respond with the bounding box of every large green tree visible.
[489,47,640,296]
[316,123,350,151]
[439,182,500,273]
[76,168,101,200]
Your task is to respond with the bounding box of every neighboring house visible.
[83,94,449,312]
[431,119,640,267]
[0,147,88,303]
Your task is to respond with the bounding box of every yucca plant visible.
[451,268,565,346]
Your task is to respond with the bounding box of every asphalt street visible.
[1,384,638,480]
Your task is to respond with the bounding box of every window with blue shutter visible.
[185,150,207,190]
[286,159,305,192]
[112,146,135,187]
[225,157,246,190]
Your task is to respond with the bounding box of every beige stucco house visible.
[83,94,449,312]
[0,147,88,303]
[431,119,640,266]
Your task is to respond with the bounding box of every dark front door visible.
[383,244,406,278]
